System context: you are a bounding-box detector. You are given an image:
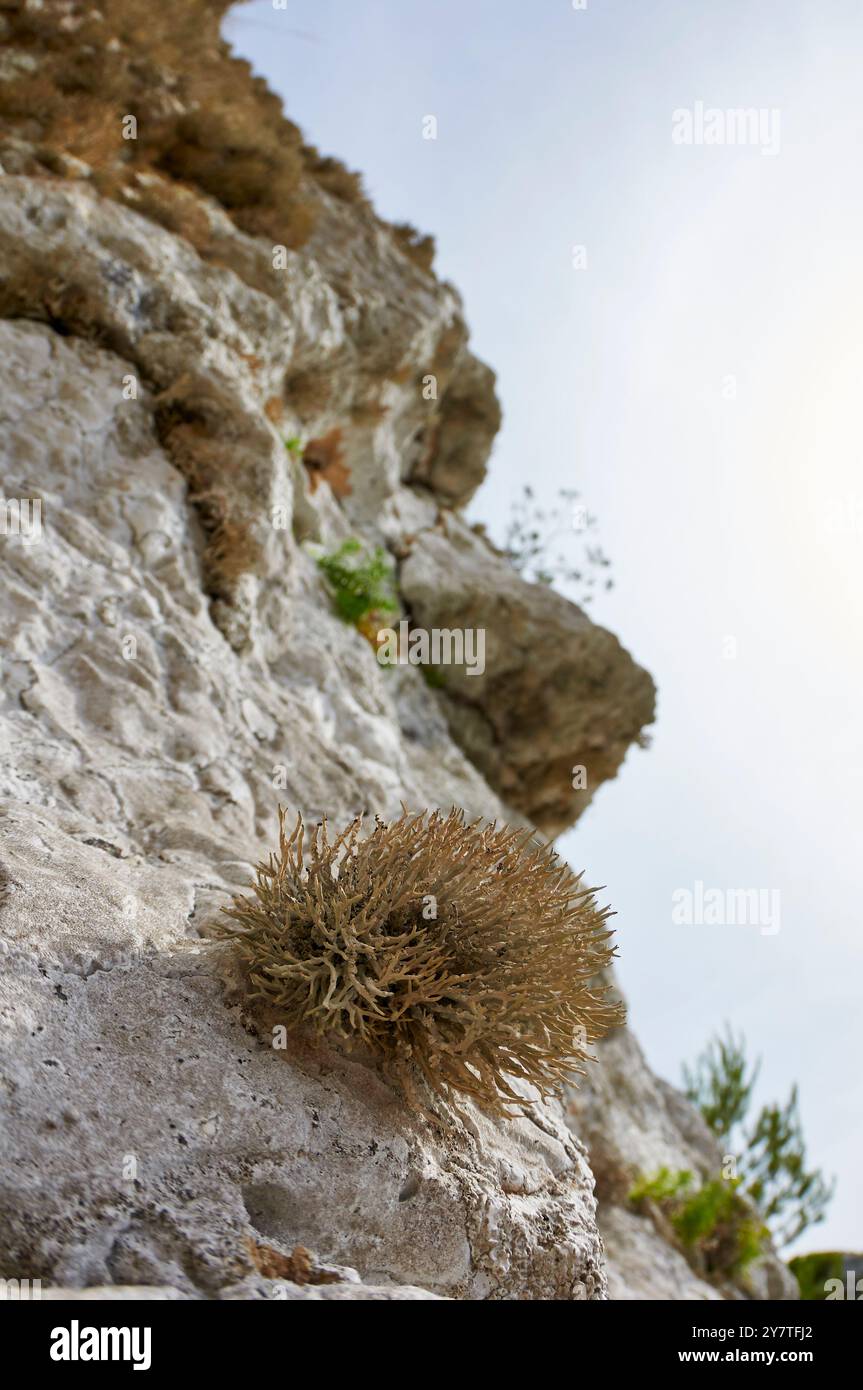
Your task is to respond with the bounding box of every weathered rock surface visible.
[0,0,789,1301]
[0,316,604,1300]
[0,924,602,1299]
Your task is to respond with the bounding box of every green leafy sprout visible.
[283,435,305,459]
[316,537,398,630]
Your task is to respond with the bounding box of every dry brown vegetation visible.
[219,808,623,1116]
[0,0,431,266]
[391,222,437,275]
[154,413,262,597]
[245,1238,341,1286]
[302,428,351,498]
[121,175,214,255]
[301,144,366,204]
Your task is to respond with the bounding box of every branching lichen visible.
[220,807,623,1115]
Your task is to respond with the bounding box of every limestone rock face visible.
[0,313,604,1301]
[0,915,602,1300]
[0,0,786,1302]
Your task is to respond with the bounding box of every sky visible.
[224,0,862,1254]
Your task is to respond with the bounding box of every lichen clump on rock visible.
[220,807,623,1114]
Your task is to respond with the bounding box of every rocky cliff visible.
[0,0,795,1300]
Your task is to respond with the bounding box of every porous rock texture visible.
[0,0,790,1300]
[0,313,603,1301]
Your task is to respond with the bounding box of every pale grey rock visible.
[0,310,604,1300]
[0,152,780,1302]
[217,1278,446,1301]
[0,176,483,629]
[0,316,503,851]
[566,1017,719,1190]
[600,1207,724,1302]
[0,937,604,1299]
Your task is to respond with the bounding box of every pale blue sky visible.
[225,0,863,1254]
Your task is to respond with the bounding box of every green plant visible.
[628,1167,768,1279]
[501,485,613,605]
[218,807,623,1115]
[282,435,304,458]
[682,1027,757,1139]
[673,1179,767,1275]
[301,146,366,204]
[683,1027,835,1247]
[788,1251,845,1301]
[316,538,398,629]
[628,1166,694,1206]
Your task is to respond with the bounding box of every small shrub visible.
[683,1027,835,1247]
[629,1167,769,1280]
[205,515,261,592]
[788,1251,845,1301]
[0,74,62,122]
[219,807,623,1114]
[316,538,398,629]
[302,145,366,204]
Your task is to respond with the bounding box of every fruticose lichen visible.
[220,807,623,1115]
